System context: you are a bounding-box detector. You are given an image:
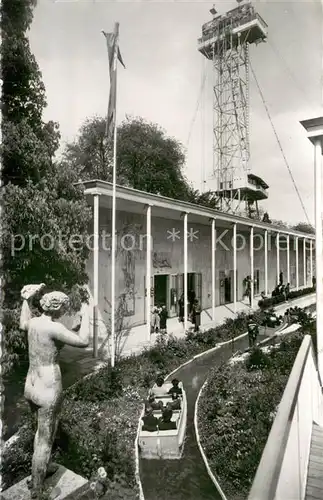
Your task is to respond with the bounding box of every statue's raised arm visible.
[48,301,90,348]
[20,283,46,331]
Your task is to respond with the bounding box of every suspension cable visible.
[186,63,208,150]
[250,60,311,225]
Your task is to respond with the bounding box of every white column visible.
[299,118,323,382]
[146,205,152,341]
[287,234,290,285]
[264,230,268,295]
[295,237,299,290]
[183,213,188,332]
[310,239,313,286]
[233,223,237,313]
[93,193,100,358]
[303,238,307,287]
[314,138,323,382]
[250,226,254,309]
[211,218,216,321]
[276,232,280,284]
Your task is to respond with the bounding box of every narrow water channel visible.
[139,332,268,500]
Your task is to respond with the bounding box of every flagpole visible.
[110,26,119,369]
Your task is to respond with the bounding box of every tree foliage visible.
[63,115,194,200]
[291,222,315,234]
[1,0,60,186]
[1,0,91,375]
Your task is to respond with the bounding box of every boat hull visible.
[138,383,187,460]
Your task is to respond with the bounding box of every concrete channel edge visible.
[194,378,228,500]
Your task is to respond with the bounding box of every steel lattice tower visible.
[198,1,268,215]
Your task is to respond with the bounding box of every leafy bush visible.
[245,347,271,371]
[198,330,311,499]
[67,367,124,403]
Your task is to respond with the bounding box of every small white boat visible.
[138,381,187,459]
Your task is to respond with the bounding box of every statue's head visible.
[40,292,70,318]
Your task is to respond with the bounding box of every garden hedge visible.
[2,288,315,498]
[258,286,314,310]
[197,321,316,500]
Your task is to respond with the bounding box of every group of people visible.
[151,290,202,335]
[142,377,183,432]
[272,272,290,300]
[151,305,168,334]
[245,271,293,306]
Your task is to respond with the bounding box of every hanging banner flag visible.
[102,23,126,140]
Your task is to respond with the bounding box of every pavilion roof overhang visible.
[77,179,315,240]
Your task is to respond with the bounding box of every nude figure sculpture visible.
[19,284,90,499]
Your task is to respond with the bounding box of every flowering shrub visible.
[198,328,315,499]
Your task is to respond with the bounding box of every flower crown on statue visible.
[40,292,70,312]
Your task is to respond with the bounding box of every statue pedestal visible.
[1,465,89,500]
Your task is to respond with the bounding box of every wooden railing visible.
[248,335,323,500]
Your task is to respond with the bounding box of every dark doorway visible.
[219,271,231,304]
[224,276,231,303]
[154,274,168,308]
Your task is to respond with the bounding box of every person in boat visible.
[168,378,183,396]
[150,375,168,397]
[158,408,176,431]
[167,392,181,411]
[142,407,159,432]
[145,395,163,412]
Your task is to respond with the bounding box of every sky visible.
[29,0,323,225]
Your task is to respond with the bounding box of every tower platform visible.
[198,3,268,59]
[215,174,269,202]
